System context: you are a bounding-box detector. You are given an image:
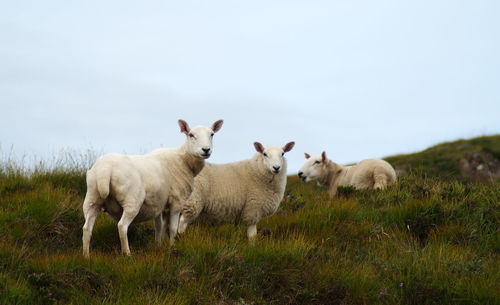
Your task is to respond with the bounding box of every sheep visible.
[82,119,223,257]
[298,151,396,197]
[177,141,295,240]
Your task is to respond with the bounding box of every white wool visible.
[82,119,223,257]
[178,142,295,240]
[298,151,396,198]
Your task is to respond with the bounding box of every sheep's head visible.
[254,141,295,174]
[298,151,329,182]
[178,119,223,159]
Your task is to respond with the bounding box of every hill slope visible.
[0,136,498,304]
[385,135,500,181]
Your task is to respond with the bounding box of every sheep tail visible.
[95,164,112,199]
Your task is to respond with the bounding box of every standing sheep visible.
[298,151,396,197]
[82,119,223,257]
[177,141,295,240]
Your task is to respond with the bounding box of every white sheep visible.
[177,141,295,240]
[298,151,396,197]
[82,119,223,257]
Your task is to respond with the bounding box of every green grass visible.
[0,136,499,304]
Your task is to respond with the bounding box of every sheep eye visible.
[210,133,214,137]
[263,153,268,157]
[281,152,284,156]
[189,133,195,138]
[314,161,320,165]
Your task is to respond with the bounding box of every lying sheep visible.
[298,151,396,197]
[177,141,295,240]
[82,119,223,257]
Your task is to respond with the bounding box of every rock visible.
[458,158,471,176]
[457,152,500,182]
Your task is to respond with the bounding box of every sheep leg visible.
[247,224,257,242]
[154,212,167,245]
[178,201,202,234]
[327,186,338,198]
[117,205,140,256]
[177,214,189,235]
[82,197,101,258]
[168,208,181,245]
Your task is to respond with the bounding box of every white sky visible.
[1,0,499,172]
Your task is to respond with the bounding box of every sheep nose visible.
[298,171,303,178]
[202,148,210,154]
[273,166,280,171]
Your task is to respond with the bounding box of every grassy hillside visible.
[385,135,500,181]
[0,136,499,304]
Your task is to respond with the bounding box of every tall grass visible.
[0,138,499,304]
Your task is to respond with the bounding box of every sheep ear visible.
[178,119,190,135]
[254,142,264,153]
[304,152,311,159]
[211,120,223,133]
[283,141,295,153]
[321,151,328,162]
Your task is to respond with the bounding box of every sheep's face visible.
[254,141,295,174]
[298,151,327,182]
[179,119,223,159]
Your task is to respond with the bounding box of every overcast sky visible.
[1,0,499,172]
